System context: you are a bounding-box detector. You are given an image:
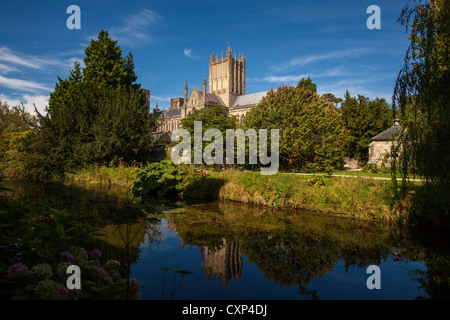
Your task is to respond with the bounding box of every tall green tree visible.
[341,91,392,162]
[178,105,237,164]
[23,30,153,179]
[297,76,317,93]
[83,30,139,89]
[393,0,449,185]
[244,81,349,172]
[0,101,36,176]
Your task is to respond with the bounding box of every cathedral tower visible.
[209,45,246,107]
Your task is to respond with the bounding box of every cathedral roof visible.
[231,91,267,107]
[194,89,226,106]
[162,108,181,117]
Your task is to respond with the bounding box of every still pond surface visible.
[4,179,450,300]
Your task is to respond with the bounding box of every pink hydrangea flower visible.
[90,249,102,259]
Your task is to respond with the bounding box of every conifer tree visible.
[24,30,152,179]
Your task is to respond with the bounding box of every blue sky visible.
[0,0,410,114]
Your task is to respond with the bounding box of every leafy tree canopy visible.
[83,30,139,89]
[21,30,152,179]
[244,81,349,172]
[341,90,392,162]
[393,0,449,185]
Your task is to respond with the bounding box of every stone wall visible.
[368,141,392,166]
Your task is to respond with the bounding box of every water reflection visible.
[166,202,450,299]
[4,179,450,299]
[203,239,243,288]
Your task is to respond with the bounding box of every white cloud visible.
[262,74,309,83]
[184,48,193,59]
[108,9,164,46]
[0,46,81,72]
[0,93,49,115]
[257,67,348,84]
[0,63,19,74]
[152,95,172,102]
[184,48,201,60]
[0,47,41,69]
[272,48,370,71]
[0,74,52,92]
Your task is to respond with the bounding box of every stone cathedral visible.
[157,46,267,133]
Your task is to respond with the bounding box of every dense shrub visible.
[0,178,141,299]
[130,160,186,199]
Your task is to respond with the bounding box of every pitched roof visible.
[194,89,226,106]
[371,124,403,141]
[231,91,267,107]
[162,108,181,117]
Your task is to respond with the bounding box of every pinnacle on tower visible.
[184,80,188,107]
[203,75,207,102]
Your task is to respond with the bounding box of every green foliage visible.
[20,30,154,180]
[244,81,349,172]
[341,91,392,162]
[181,104,237,134]
[363,163,379,173]
[130,160,185,199]
[0,101,37,177]
[182,167,225,203]
[130,162,226,204]
[307,174,325,187]
[83,30,139,89]
[297,76,317,93]
[393,0,450,186]
[179,104,237,164]
[0,178,141,299]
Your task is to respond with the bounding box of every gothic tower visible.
[209,45,246,107]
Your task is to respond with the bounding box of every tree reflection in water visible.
[171,201,450,300]
[4,180,449,300]
[160,266,193,300]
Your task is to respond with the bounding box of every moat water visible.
[4,179,450,300]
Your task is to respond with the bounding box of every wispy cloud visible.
[108,9,164,46]
[184,48,194,59]
[272,48,370,71]
[0,47,42,69]
[261,74,310,83]
[0,93,49,115]
[0,63,19,74]
[255,66,349,84]
[0,74,52,92]
[0,46,80,71]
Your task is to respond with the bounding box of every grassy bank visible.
[66,165,435,224]
[209,170,401,221]
[66,165,140,188]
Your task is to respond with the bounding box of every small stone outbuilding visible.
[368,119,402,167]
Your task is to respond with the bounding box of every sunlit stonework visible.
[157,46,267,133]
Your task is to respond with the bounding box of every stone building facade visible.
[157,46,267,132]
[368,118,402,166]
